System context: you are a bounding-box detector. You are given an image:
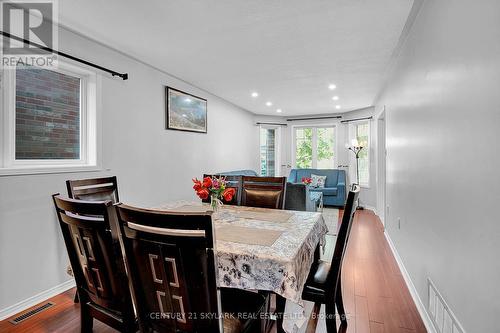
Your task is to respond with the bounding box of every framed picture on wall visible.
[165,87,207,133]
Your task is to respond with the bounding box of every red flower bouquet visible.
[192,176,236,211]
[301,177,312,185]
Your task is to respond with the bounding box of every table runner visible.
[234,209,293,223]
[216,225,283,246]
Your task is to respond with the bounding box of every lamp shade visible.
[351,139,360,147]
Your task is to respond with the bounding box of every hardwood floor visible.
[333,209,427,333]
[0,210,427,333]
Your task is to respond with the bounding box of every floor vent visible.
[428,279,465,333]
[9,302,55,325]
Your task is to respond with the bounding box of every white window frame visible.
[348,121,370,188]
[259,125,281,177]
[291,124,337,169]
[0,61,100,176]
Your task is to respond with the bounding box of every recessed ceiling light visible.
[328,84,337,90]
[276,109,282,113]
[332,96,339,101]
[251,92,259,98]
[335,105,341,109]
[266,101,273,107]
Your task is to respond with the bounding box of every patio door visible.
[293,126,335,169]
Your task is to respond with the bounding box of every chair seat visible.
[221,288,266,333]
[302,261,333,303]
[310,187,338,196]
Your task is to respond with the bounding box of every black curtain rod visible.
[286,115,342,121]
[1,31,129,80]
[341,116,373,124]
[255,122,288,126]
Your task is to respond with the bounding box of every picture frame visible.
[165,86,207,133]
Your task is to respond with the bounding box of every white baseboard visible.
[384,232,436,333]
[0,279,76,321]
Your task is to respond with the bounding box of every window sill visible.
[0,165,107,177]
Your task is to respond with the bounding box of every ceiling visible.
[58,0,413,116]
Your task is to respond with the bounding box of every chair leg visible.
[258,291,272,333]
[275,295,287,333]
[80,303,93,333]
[305,302,321,333]
[325,301,337,333]
[336,278,347,324]
[74,290,79,303]
[338,322,348,333]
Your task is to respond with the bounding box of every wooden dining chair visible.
[301,185,360,333]
[66,176,120,202]
[52,195,136,333]
[202,174,242,206]
[115,204,266,333]
[66,176,120,303]
[241,176,287,209]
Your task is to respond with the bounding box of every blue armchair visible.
[288,169,346,207]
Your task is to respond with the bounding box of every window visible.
[260,126,279,176]
[295,127,312,168]
[349,122,370,186]
[293,126,336,169]
[1,62,98,174]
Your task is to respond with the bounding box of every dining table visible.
[156,201,330,333]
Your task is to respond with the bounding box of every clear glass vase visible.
[210,194,220,212]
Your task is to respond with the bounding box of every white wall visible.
[0,27,259,314]
[375,0,500,331]
[256,108,377,208]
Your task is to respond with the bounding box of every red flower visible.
[222,187,236,202]
[301,177,312,185]
[202,176,212,188]
[196,188,210,200]
[192,178,203,191]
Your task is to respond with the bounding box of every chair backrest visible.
[66,176,120,202]
[52,195,134,322]
[241,176,287,209]
[115,204,222,333]
[284,182,310,211]
[326,185,360,294]
[202,174,242,206]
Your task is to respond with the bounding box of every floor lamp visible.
[346,139,364,209]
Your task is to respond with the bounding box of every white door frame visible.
[259,125,281,176]
[376,107,387,227]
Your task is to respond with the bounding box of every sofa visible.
[219,169,258,176]
[287,169,346,207]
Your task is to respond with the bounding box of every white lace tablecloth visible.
[156,201,329,332]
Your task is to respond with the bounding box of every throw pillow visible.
[311,174,327,188]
